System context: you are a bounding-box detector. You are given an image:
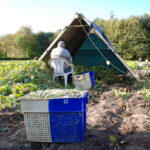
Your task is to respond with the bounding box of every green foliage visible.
[126,60,150,71]
[0,34,17,58]
[139,14,150,59]
[35,32,55,57]
[0,50,6,58]
[112,89,132,99]
[1,127,9,133]
[93,15,150,60]
[0,26,55,59]
[12,83,37,97]
[110,71,150,101]
[133,71,150,90]
[133,71,150,101]
[75,65,120,84]
[139,89,150,101]
[125,61,137,69]
[0,60,63,110]
[0,84,12,96]
[14,26,38,58]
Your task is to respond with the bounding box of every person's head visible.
[57,41,65,48]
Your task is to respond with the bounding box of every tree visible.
[93,18,105,30]
[110,11,115,19]
[114,17,149,60]
[0,34,16,58]
[35,32,55,57]
[14,26,38,58]
[93,15,150,60]
[0,50,6,58]
[139,14,150,59]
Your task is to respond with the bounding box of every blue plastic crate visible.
[48,92,88,143]
[49,112,84,142]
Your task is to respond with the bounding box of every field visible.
[0,60,150,150]
[0,60,64,110]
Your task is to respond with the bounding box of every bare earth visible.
[0,90,150,150]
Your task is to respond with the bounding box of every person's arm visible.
[65,49,72,63]
[68,56,72,63]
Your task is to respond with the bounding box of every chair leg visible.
[64,75,68,87]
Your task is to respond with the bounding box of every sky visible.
[0,0,150,35]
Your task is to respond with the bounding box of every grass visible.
[126,60,137,69]
[112,89,133,100]
[126,60,150,70]
[112,61,150,100]
[134,71,150,101]
[139,89,150,101]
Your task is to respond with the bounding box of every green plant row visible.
[0,60,63,110]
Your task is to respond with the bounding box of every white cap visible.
[57,41,65,48]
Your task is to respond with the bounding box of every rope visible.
[77,18,127,75]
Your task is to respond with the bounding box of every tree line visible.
[94,13,150,60]
[0,26,59,59]
[0,13,150,60]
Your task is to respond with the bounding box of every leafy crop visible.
[0,60,62,110]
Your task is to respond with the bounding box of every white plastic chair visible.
[48,58,74,87]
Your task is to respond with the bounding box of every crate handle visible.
[73,74,87,81]
[64,99,68,104]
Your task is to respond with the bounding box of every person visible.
[51,41,72,62]
[51,41,73,73]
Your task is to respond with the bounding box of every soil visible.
[0,89,150,150]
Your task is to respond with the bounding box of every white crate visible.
[73,72,92,90]
[20,99,49,113]
[20,99,52,142]
[24,112,51,142]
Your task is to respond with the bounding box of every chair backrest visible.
[50,58,68,74]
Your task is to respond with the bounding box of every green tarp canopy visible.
[73,34,127,75]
